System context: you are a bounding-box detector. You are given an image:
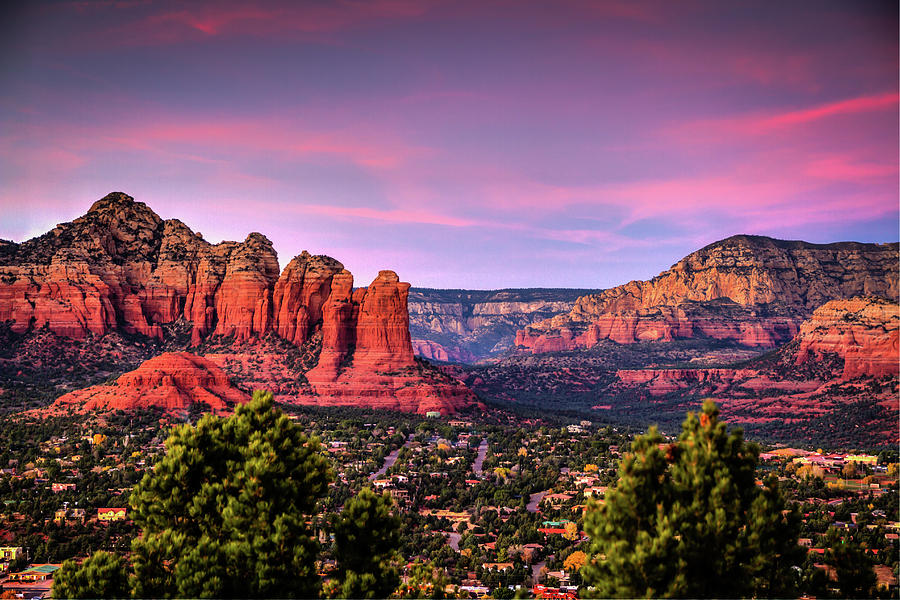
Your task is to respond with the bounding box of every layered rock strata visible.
[794,297,899,380]
[615,297,899,392]
[518,235,898,352]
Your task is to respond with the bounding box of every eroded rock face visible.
[51,352,249,413]
[518,235,898,352]
[0,192,285,346]
[296,270,476,414]
[212,233,280,342]
[795,298,899,380]
[354,270,415,372]
[306,270,417,385]
[2,192,475,415]
[272,252,344,345]
[612,298,900,386]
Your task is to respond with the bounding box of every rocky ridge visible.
[0,193,475,415]
[517,235,898,352]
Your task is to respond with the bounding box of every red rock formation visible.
[412,340,477,364]
[517,235,897,353]
[306,270,357,384]
[615,297,899,396]
[51,352,249,413]
[1,192,476,415]
[212,233,280,342]
[272,252,343,345]
[308,270,416,384]
[515,303,800,351]
[795,298,899,380]
[298,371,476,416]
[298,270,476,414]
[0,193,284,345]
[354,270,415,372]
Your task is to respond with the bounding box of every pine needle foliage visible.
[583,399,804,598]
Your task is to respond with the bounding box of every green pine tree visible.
[328,487,402,598]
[582,399,803,598]
[826,537,877,598]
[52,550,129,599]
[129,390,332,598]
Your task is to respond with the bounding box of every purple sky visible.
[1,1,897,289]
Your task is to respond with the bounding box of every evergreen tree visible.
[129,390,332,598]
[581,426,678,597]
[826,537,877,598]
[52,551,129,599]
[328,488,402,598]
[583,400,803,598]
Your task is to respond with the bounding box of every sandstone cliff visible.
[615,297,898,389]
[0,193,475,415]
[517,235,898,352]
[50,352,249,414]
[0,193,284,345]
[611,297,899,444]
[794,297,899,380]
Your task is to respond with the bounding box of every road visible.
[532,560,547,584]
[445,531,461,551]
[472,438,489,476]
[369,434,413,481]
[527,490,549,513]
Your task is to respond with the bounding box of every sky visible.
[1,0,897,289]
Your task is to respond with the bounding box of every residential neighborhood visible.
[0,405,896,598]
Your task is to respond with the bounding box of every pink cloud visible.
[122,118,432,170]
[583,36,821,92]
[4,114,431,175]
[0,140,88,174]
[757,91,899,129]
[77,0,434,46]
[803,156,898,182]
[677,91,899,140]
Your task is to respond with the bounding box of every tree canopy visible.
[53,551,129,599]
[328,487,401,599]
[129,390,332,598]
[582,399,804,598]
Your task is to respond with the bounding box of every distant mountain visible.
[408,288,599,362]
[517,234,898,352]
[0,192,475,415]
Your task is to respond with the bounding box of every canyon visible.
[1,193,896,444]
[408,288,595,362]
